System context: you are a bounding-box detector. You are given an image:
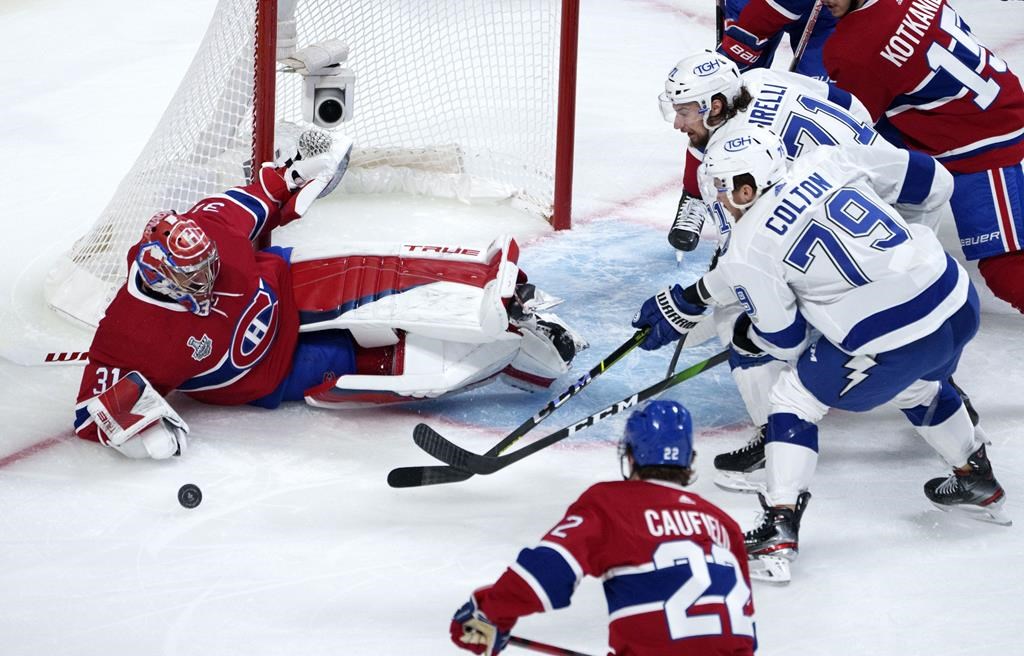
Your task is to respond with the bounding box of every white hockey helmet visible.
[698,124,788,211]
[658,50,742,129]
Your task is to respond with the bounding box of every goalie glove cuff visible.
[86,372,189,459]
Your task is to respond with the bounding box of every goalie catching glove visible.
[85,372,188,459]
[277,129,354,217]
[632,283,709,350]
[450,594,513,656]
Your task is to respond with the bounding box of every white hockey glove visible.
[284,131,355,212]
[86,372,188,460]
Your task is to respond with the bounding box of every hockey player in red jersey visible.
[719,0,835,80]
[450,400,755,656]
[822,0,1024,314]
[73,130,586,460]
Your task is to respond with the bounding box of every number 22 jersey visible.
[474,479,755,656]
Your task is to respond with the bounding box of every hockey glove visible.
[730,312,770,367]
[450,595,512,656]
[85,371,188,459]
[718,23,768,71]
[669,193,711,253]
[632,284,707,351]
[283,132,355,216]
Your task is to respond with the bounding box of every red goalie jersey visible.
[823,0,1024,175]
[74,167,302,441]
[474,480,755,656]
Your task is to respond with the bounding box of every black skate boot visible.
[668,193,705,253]
[713,425,766,494]
[744,491,811,583]
[948,378,980,427]
[924,445,1010,525]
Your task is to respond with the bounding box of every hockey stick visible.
[509,635,595,656]
[788,0,823,72]
[666,335,686,378]
[386,329,650,488]
[413,348,729,475]
[715,0,725,46]
[1,349,90,367]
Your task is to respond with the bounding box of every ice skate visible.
[924,445,1010,526]
[745,491,811,584]
[713,425,767,494]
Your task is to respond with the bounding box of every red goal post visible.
[46,0,579,328]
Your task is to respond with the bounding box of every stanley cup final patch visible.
[188,334,213,361]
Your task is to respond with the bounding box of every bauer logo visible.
[724,136,754,152]
[693,59,721,76]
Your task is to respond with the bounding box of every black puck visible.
[177,483,202,509]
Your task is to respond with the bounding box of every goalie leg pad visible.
[85,372,188,459]
[502,312,589,393]
[291,235,521,346]
[304,332,521,408]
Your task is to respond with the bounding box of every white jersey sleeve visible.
[830,145,954,216]
[718,147,969,357]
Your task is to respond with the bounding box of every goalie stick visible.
[386,329,650,488]
[413,348,729,475]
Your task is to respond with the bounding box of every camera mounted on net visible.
[280,39,356,129]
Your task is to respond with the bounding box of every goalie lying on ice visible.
[72,130,587,459]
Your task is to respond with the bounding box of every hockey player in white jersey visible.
[632,125,1009,579]
[659,50,909,490]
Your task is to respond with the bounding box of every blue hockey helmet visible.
[619,400,694,472]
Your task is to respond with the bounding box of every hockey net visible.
[45,0,578,327]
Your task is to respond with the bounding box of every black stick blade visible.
[386,465,473,488]
[412,423,476,470]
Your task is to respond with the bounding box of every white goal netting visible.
[46,0,572,327]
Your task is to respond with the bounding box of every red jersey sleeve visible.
[476,487,608,626]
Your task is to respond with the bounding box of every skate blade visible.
[929,498,1012,526]
[748,555,791,584]
[714,470,766,495]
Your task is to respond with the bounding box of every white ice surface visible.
[0,1,1021,655]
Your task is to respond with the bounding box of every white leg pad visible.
[765,442,818,507]
[305,332,520,407]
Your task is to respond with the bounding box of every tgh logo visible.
[724,136,754,152]
[693,59,721,76]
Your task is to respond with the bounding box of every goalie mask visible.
[136,211,220,316]
[619,400,694,477]
[658,50,742,130]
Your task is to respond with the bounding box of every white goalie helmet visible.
[698,124,788,211]
[658,50,742,129]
